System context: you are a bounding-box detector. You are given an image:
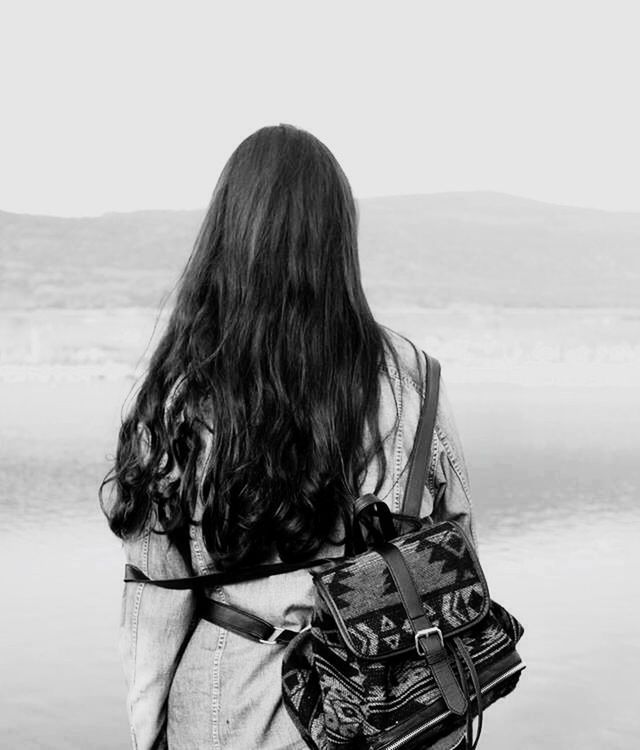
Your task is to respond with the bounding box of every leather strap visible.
[402,352,441,519]
[453,636,484,750]
[198,597,303,645]
[352,493,398,552]
[451,644,473,749]
[376,542,467,716]
[124,555,342,588]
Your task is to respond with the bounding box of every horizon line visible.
[2,189,640,221]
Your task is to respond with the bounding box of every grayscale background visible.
[1,2,638,748]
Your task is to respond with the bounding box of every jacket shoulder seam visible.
[378,363,423,396]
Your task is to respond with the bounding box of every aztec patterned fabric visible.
[313,523,488,659]
[281,521,524,750]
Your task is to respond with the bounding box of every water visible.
[1,378,639,749]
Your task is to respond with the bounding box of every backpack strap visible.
[197,597,304,645]
[124,545,322,646]
[401,352,441,519]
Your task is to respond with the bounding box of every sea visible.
[1,307,639,749]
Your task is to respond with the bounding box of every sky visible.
[1,0,639,217]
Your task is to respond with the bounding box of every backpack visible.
[124,353,525,749]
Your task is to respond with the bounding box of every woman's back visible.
[105,125,475,749]
[118,328,476,749]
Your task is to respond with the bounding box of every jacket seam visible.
[426,432,441,500]
[379,363,423,396]
[128,530,150,750]
[392,372,404,513]
[211,587,228,750]
[436,425,472,505]
[190,527,208,573]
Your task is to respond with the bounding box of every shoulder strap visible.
[401,352,441,518]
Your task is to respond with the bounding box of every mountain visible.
[1,191,639,309]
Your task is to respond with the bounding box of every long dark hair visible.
[101,124,396,569]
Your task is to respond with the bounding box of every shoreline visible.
[1,305,639,386]
[1,361,638,387]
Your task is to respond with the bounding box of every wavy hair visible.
[100,124,397,569]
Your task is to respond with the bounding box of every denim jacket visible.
[118,329,477,750]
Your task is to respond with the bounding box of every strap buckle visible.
[258,622,311,645]
[258,626,286,645]
[415,626,444,655]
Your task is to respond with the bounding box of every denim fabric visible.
[118,329,476,749]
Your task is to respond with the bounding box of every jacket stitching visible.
[380,363,435,513]
[436,425,472,504]
[128,530,150,750]
[392,373,404,513]
[378,363,422,396]
[211,587,228,750]
[426,432,441,499]
[191,527,208,573]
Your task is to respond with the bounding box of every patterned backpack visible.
[125,353,525,749]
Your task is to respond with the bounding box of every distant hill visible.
[1,191,639,309]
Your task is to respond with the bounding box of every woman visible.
[101,124,477,750]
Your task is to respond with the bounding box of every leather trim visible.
[376,542,467,716]
[123,555,344,589]
[198,597,301,646]
[403,353,441,519]
[376,542,431,632]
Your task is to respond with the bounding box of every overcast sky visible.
[1,0,638,216]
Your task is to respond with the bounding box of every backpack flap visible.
[311,520,489,660]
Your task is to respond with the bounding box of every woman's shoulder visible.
[379,325,428,396]
[377,326,460,453]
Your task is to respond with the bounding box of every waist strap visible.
[124,555,342,589]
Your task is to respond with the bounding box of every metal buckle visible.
[415,626,444,655]
[259,627,286,645]
[258,622,311,646]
